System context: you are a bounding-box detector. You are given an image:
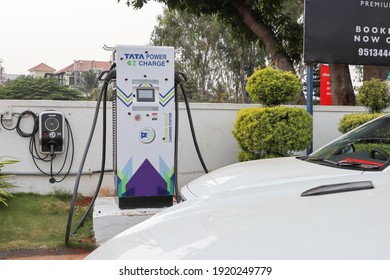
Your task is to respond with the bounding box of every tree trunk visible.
[232,2,294,72]
[240,51,250,103]
[232,1,306,104]
[329,64,355,105]
[363,66,390,81]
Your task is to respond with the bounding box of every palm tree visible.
[76,70,99,98]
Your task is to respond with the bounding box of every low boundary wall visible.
[0,100,370,196]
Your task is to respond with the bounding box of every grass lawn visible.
[0,192,96,252]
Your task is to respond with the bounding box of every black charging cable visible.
[28,118,74,183]
[47,119,74,183]
[49,145,56,183]
[175,72,209,174]
[173,72,209,202]
[1,110,39,135]
[1,110,74,182]
[65,66,116,246]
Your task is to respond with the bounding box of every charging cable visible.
[173,72,209,202]
[1,110,74,183]
[175,72,209,174]
[65,66,116,246]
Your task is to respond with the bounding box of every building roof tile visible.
[55,60,110,74]
[28,63,56,73]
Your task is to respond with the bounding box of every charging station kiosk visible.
[114,45,175,209]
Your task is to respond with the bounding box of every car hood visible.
[86,170,390,260]
[181,157,363,199]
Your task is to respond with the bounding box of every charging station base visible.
[116,196,173,209]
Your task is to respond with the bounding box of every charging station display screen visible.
[136,88,155,102]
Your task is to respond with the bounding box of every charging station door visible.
[114,45,175,209]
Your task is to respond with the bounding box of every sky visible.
[0,0,165,74]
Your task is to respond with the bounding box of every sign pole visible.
[306,64,313,154]
[306,64,314,115]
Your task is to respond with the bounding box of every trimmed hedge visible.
[338,113,384,133]
[233,107,312,161]
[357,78,390,113]
[245,67,301,106]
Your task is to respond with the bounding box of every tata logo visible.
[124,53,145,59]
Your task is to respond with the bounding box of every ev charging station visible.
[114,45,176,209]
[39,111,65,154]
[66,44,208,243]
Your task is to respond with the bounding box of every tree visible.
[123,0,367,105]
[357,79,390,113]
[218,31,269,103]
[122,0,306,103]
[75,70,99,99]
[151,8,267,102]
[0,77,85,100]
[330,64,355,105]
[363,66,390,81]
[0,59,7,85]
[151,9,225,101]
[302,64,320,104]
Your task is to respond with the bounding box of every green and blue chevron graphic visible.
[159,87,175,107]
[117,87,133,107]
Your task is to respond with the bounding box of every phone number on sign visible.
[358,48,390,57]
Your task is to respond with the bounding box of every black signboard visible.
[304,0,390,66]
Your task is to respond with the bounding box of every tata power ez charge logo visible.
[124,53,167,67]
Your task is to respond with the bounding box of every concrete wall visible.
[0,100,369,196]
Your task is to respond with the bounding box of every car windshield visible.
[304,114,390,170]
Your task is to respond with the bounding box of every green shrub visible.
[245,67,301,106]
[0,157,19,207]
[357,78,390,113]
[233,107,312,161]
[354,143,390,154]
[338,113,384,133]
[235,67,309,161]
[0,77,85,100]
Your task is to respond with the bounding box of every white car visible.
[86,114,390,259]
